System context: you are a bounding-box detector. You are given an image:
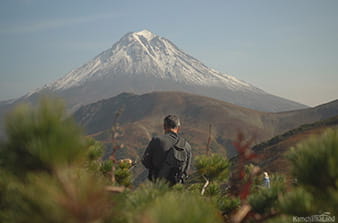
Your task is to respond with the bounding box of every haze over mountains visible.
[19,30,306,112]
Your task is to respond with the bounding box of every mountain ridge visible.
[72,91,338,181]
[0,29,312,138]
[42,30,260,91]
[20,29,306,112]
[251,114,338,175]
[73,91,338,157]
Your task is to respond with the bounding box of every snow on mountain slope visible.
[45,30,262,93]
[22,29,307,112]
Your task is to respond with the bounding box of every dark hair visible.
[163,115,181,129]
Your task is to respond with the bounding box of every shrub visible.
[122,181,170,222]
[248,174,285,214]
[99,160,114,176]
[86,138,104,161]
[216,195,241,214]
[140,191,223,223]
[0,169,115,223]
[204,182,221,196]
[115,161,133,187]
[278,187,314,217]
[195,154,230,182]
[288,129,338,191]
[277,128,338,218]
[0,98,86,177]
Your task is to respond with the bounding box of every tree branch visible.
[201,175,210,195]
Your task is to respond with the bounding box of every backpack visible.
[157,137,190,184]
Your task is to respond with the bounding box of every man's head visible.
[163,115,181,133]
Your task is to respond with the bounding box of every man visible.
[142,115,192,185]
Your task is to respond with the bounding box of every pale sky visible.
[1,0,337,107]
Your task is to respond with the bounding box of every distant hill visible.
[270,99,338,135]
[72,92,338,184]
[251,115,338,175]
[74,91,272,159]
[73,92,338,163]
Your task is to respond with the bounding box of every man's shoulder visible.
[149,135,170,147]
[150,133,190,149]
[151,135,166,143]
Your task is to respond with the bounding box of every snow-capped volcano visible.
[48,30,258,92]
[28,30,306,112]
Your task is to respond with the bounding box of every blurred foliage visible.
[278,187,315,217]
[0,98,86,177]
[99,160,114,176]
[214,194,241,215]
[195,153,230,182]
[265,215,294,223]
[204,182,221,196]
[86,138,104,162]
[288,129,338,191]
[0,98,116,223]
[140,191,223,223]
[2,97,337,223]
[84,138,132,188]
[115,161,133,187]
[277,128,338,217]
[0,169,115,223]
[248,174,286,214]
[84,138,105,175]
[124,181,170,211]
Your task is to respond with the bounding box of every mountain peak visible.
[35,30,307,112]
[44,29,262,92]
[133,29,157,41]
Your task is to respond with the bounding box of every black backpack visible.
[157,137,190,184]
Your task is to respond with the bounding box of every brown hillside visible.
[74,92,276,158]
[252,115,338,175]
[74,92,338,159]
[73,92,338,183]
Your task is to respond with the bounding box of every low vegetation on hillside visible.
[0,98,337,223]
[253,114,338,153]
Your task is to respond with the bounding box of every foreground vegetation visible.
[0,98,337,222]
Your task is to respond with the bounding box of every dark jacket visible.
[142,131,192,183]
